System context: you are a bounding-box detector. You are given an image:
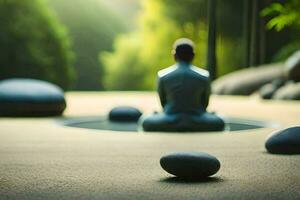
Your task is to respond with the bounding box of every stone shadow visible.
[159,176,224,184]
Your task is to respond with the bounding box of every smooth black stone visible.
[108,106,142,122]
[160,152,221,179]
[0,79,66,117]
[266,127,300,154]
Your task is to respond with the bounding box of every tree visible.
[48,0,126,90]
[0,0,75,89]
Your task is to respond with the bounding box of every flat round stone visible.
[266,127,300,154]
[108,106,142,122]
[160,152,221,179]
[0,79,66,117]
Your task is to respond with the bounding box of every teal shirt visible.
[157,62,210,114]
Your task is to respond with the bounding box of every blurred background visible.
[0,0,299,91]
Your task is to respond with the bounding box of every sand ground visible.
[0,92,299,200]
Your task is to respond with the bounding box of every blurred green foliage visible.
[0,0,75,89]
[48,0,126,90]
[273,40,300,61]
[2,0,297,91]
[262,0,300,31]
[215,0,246,76]
[262,0,300,62]
[101,0,250,90]
[101,0,141,29]
[101,0,209,90]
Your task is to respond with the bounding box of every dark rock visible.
[284,51,300,82]
[273,82,300,100]
[0,79,66,117]
[265,127,300,154]
[108,106,142,122]
[212,63,283,95]
[259,78,285,99]
[160,152,221,179]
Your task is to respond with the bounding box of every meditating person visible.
[140,38,225,132]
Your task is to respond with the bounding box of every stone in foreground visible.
[0,79,66,117]
[108,106,142,122]
[266,127,300,154]
[160,152,221,179]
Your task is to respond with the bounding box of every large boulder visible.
[212,63,283,95]
[284,50,300,82]
[273,82,300,100]
[259,79,285,100]
[259,51,300,100]
[0,79,66,117]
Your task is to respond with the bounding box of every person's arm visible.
[158,77,167,108]
[203,81,211,109]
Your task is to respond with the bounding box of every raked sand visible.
[0,92,299,200]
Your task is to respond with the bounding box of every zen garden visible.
[0,0,299,199]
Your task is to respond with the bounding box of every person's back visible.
[140,38,224,132]
[158,62,210,114]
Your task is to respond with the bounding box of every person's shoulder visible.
[190,65,210,79]
[157,65,178,78]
